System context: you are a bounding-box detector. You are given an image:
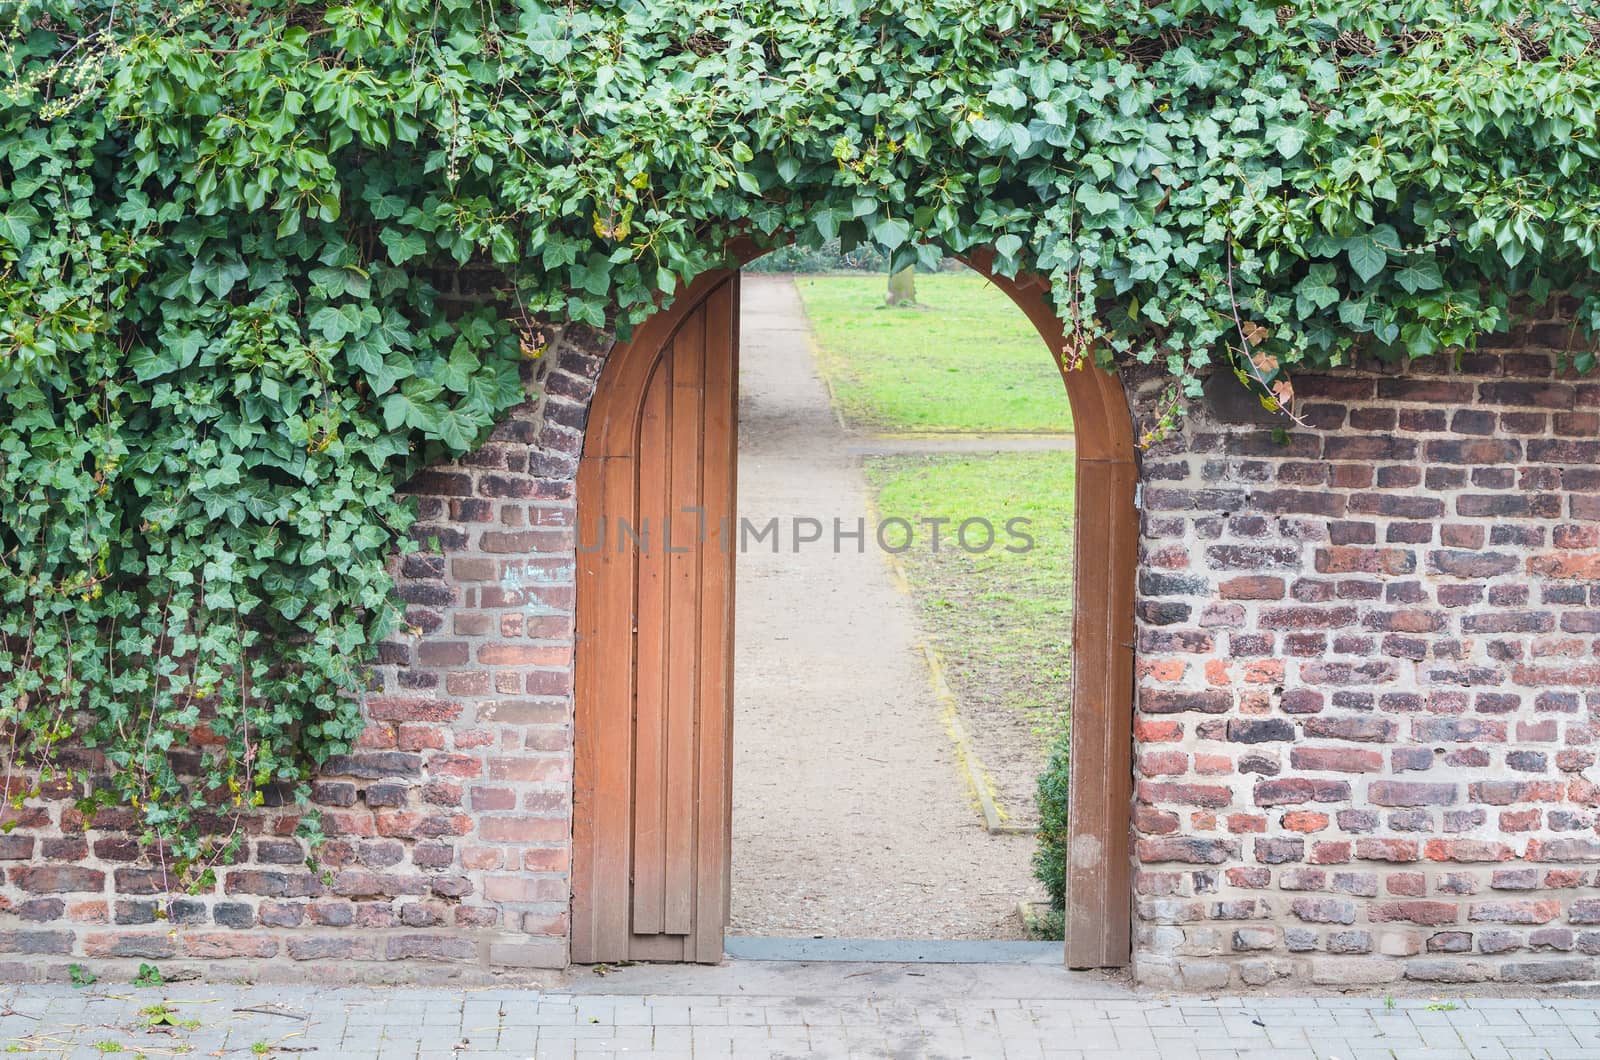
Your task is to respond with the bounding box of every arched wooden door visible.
[572,271,738,963]
[575,253,1138,970]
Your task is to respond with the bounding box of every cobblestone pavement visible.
[2,964,1596,1059]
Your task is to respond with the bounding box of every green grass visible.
[865,451,1074,743]
[794,270,1075,434]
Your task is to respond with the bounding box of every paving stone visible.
[3,982,1597,1058]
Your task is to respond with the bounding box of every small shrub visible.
[1033,726,1071,913]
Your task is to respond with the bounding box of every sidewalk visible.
[5,960,1595,1059]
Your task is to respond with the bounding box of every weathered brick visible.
[9,867,104,894]
[1369,781,1457,807]
[1291,898,1356,924]
[1370,902,1460,926]
[1290,747,1384,773]
[1226,718,1295,744]
[1254,779,1351,806]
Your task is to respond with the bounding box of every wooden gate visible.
[573,254,1137,970]
[572,271,738,963]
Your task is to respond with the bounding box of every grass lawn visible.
[865,451,1074,748]
[794,270,1075,434]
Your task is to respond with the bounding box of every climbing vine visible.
[3,0,1599,882]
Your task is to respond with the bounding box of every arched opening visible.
[572,245,1137,968]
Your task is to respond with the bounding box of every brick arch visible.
[573,249,1139,968]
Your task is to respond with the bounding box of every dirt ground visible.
[728,275,1045,941]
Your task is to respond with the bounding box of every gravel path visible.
[729,275,1044,941]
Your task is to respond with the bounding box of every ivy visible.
[2,0,1598,880]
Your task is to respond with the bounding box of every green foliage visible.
[4,0,1599,874]
[68,963,97,988]
[140,1003,200,1030]
[1034,727,1071,913]
[131,963,164,988]
[0,0,531,878]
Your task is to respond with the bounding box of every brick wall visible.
[1131,342,1600,989]
[3,301,1598,988]
[0,319,611,982]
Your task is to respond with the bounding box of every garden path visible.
[728,274,1043,941]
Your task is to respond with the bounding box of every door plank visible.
[629,357,673,934]
[695,276,738,962]
[573,452,640,962]
[664,306,707,936]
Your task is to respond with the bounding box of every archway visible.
[572,248,1137,968]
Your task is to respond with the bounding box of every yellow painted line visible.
[920,638,1016,835]
[864,498,1036,837]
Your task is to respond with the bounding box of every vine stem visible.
[1224,235,1309,429]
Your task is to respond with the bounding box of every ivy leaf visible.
[344,331,411,394]
[198,258,248,299]
[1238,4,1278,33]
[0,205,39,250]
[871,216,912,251]
[1164,46,1213,88]
[433,406,481,451]
[1394,259,1443,294]
[1294,264,1340,315]
[1345,225,1395,283]
[310,306,358,343]
[1075,185,1121,217]
[382,378,444,432]
[434,341,480,394]
[129,346,176,382]
[520,12,572,63]
[380,228,427,265]
[1266,121,1307,160]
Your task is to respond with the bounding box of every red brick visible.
[477,643,571,666]
[1138,782,1232,809]
[1468,899,1562,924]
[1355,839,1419,863]
[1424,839,1514,863]
[1386,873,1427,897]
[183,934,280,959]
[1310,841,1352,865]
[478,816,568,844]
[482,876,568,903]
[9,867,104,894]
[1253,778,1351,805]
[1369,781,1457,807]
[1370,901,1460,926]
[1138,751,1188,776]
[486,757,567,782]
[1134,720,1183,742]
[1219,576,1286,600]
[1290,747,1384,773]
